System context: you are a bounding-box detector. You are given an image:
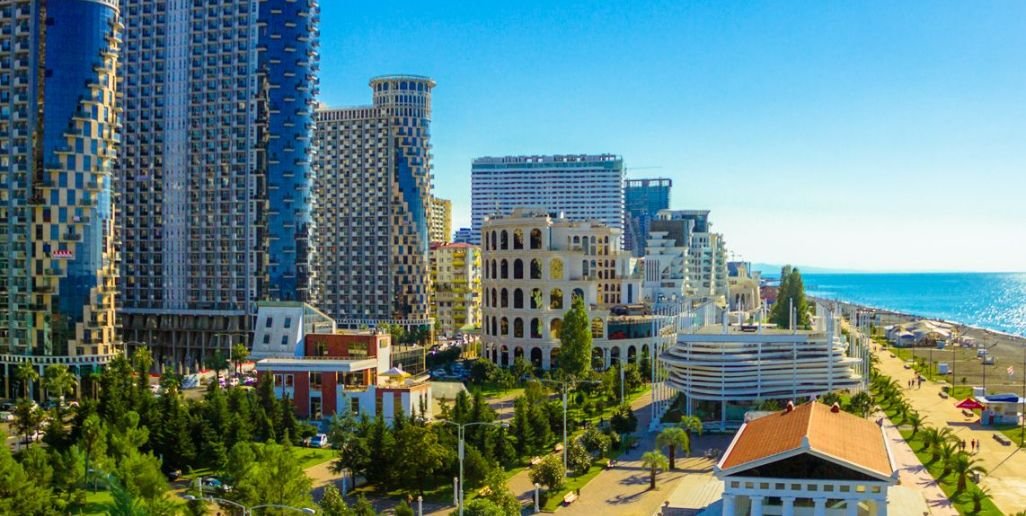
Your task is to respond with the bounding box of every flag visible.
[1007,366,1015,377]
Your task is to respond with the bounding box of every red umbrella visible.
[955,398,985,410]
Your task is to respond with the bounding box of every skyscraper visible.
[1,0,121,396]
[313,75,435,329]
[470,154,624,245]
[430,196,451,243]
[116,0,319,369]
[624,178,671,256]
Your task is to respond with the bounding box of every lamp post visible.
[437,419,506,516]
[539,378,600,472]
[182,495,316,515]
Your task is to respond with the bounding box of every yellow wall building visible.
[430,197,452,243]
[429,243,481,335]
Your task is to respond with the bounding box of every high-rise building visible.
[453,227,473,244]
[313,75,435,329]
[1,0,122,396]
[624,178,671,256]
[644,210,728,303]
[470,154,624,245]
[430,196,451,243]
[116,0,320,369]
[429,242,481,336]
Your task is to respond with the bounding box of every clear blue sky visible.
[318,1,1026,272]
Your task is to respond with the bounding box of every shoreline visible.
[812,296,1026,340]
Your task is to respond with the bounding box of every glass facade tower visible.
[117,0,319,369]
[1,0,122,396]
[624,178,672,256]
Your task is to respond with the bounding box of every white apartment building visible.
[479,210,674,371]
[470,155,625,245]
[646,210,728,301]
[429,243,482,335]
[660,304,867,430]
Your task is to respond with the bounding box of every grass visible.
[995,424,1026,447]
[291,446,337,469]
[467,383,524,400]
[876,385,1004,515]
[73,490,112,515]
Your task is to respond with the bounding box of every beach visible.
[824,299,1026,395]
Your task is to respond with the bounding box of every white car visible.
[309,433,330,448]
[0,411,14,423]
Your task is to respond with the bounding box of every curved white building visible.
[661,308,866,429]
[480,210,667,370]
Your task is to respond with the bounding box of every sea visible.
[796,273,1026,337]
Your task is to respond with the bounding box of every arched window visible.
[513,259,523,279]
[490,231,497,251]
[582,260,589,277]
[500,230,509,250]
[530,259,542,279]
[573,288,585,301]
[531,318,542,338]
[514,318,524,338]
[591,318,604,339]
[490,288,497,308]
[531,288,542,309]
[550,258,563,280]
[500,317,509,336]
[491,259,497,280]
[514,289,524,309]
[550,318,562,340]
[513,228,524,249]
[530,228,542,249]
[501,288,509,308]
[550,288,563,310]
[501,259,509,279]
[490,317,497,336]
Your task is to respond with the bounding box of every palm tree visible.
[680,415,703,445]
[232,343,249,375]
[906,411,925,437]
[656,427,690,469]
[848,391,874,417]
[918,427,940,453]
[16,362,39,400]
[44,364,75,404]
[938,442,958,477]
[968,485,990,513]
[951,452,987,492]
[641,450,669,490]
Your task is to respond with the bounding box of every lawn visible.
[292,446,337,469]
[74,490,112,515]
[467,383,524,400]
[541,460,608,512]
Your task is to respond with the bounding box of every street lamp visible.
[437,419,506,516]
[182,495,316,515]
[539,378,600,472]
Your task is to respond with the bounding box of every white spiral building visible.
[661,307,867,430]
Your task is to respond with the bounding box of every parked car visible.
[309,433,330,448]
[0,411,14,423]
[201,477,226,493]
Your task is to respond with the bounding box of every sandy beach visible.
[824,299,1026,395]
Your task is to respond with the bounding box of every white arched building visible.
[661,305,867,430]
[479,210,669,371]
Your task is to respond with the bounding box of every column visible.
[813,497,827,516]
[781,496,796,516]
[870,497,885,516]
[722,494,736,516]
[846,498,859,516]
[750,495,765,516]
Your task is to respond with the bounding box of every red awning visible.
[955,398,985,410]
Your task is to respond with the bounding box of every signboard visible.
[52,249,73,259]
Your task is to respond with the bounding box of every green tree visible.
[510,398,534,456]
[566,439,591,476]
[528,454,565,490]
[679,415,703,451]
[208,350,230,380]
[512,356,534,382]
[232,343,250,375]
[610,404,638,436]
[558,295,593,378]
[13,398,42,444]
[234,441,314,511]
[352,494,376,516]
[103,474,147,516]
[15,362,38,400]
[394,500,415,516]
[393,423,450,494]
[44,364,76,403]
[462,498,506,516]
[20,444,53,487]
[580,427,611,456]
[479,467,521,515]
[906,411,925,437]
[969,486,991,513]
[0,443,56,514]
[951,453,987,492]
[769,266,811,329]
[847,391,873,417]
[317,484,354,516]
[656,427,690,470]
[641,450,669,490]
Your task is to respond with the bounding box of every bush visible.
[528,455,565,491]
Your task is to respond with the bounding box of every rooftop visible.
[719,401,893,479]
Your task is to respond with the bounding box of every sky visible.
[318,1,1026,273]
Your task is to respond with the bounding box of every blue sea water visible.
[800,273,1026,337]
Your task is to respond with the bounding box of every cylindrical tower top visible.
[370,75,435,117]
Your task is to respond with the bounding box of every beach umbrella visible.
[955,398,985,410]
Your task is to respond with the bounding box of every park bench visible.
[530,456,542,466]
[563,492,578,506]
[961,409,974,418]
[938,391,949,399]
[993,433,1012,446]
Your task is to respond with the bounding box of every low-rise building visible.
[430,243,482,336]
[252,304,432,424]
[480,210,671,370]
[716,401,897,516]
[661,305,866,430]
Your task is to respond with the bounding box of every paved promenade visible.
[876,411,958,515]
[873,342,1026,514]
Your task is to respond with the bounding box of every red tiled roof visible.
[720,401,892,478]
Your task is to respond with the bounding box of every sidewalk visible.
[877,412,957,515]
[873,345,1026,514]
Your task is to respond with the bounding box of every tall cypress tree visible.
[558,295,593,378]
[770,266,810,329]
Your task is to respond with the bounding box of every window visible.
[513,228,524,249]
[284,317,292,328]
[530,259,542,279]
[265,317,273,328]
[351,398,360,416]
[514,318,524,338]
[550,258,563,280]
[285,374,294,387]
[263,334,270,344]
[550,288,563,310]
[311,373,322,389]
[530,228,542,249]
[281,335,289,346]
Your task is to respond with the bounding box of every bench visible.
[563,492,578,505]
[530,456,542,466]
[994,433,1012,446]
[962,409,974,418]
[938,391,949,399]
